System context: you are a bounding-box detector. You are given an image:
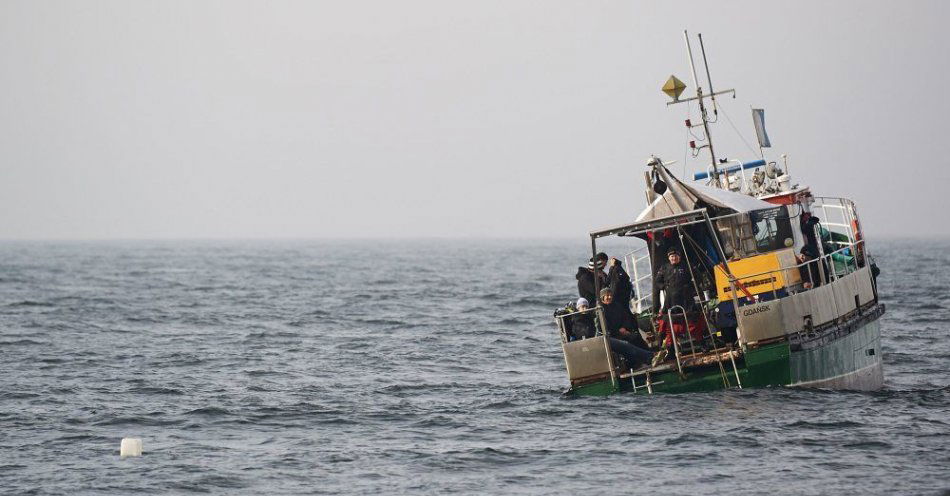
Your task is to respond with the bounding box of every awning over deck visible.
[635,165,774,223]
[589,163,776,239]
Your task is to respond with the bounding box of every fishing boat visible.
[553,32,884,396]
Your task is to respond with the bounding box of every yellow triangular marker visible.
[662,75,686,101]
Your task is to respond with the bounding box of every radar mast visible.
[662,31,735,189]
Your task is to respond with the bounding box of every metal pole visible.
[644,171,657,205]
[684,31,702,101]
[728,346,743,389]
[684,31,721,188]
[591,235,617,389]
[814,221,828,285]
[667,308,684,375]
[698,33,718,115]
[591,235,600,305]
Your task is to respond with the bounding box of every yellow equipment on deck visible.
[715,248,801,300]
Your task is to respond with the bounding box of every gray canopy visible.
[635,164,774,222]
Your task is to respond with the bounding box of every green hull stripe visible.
[569,311,882,396]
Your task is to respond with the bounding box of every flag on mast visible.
[752,108,771,148]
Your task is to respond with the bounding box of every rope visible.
[719,104,759,157]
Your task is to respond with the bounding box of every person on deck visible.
[570,298,596,340]
[800,212,824,258]
[576,252,608,305]
[797,246,823,289]
[599,287,647,349]
[596,288,652,369]
[654,248,703,314]
[607,256,635,310]
[648,229,678,312]
[651,248,710,366]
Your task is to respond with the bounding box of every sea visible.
[1,238,947,495]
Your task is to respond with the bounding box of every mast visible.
[662,31,735,189]
[698,34,719,118]
[683,31,720,187]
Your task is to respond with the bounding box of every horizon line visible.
[0,234,945,242]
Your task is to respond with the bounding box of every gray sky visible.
[1,1,947,239]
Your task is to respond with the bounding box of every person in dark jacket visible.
[598,288,651,369]
[654,248,705,313]
[797,246,822,289]
[600,288,649,349]
[801,212,824,258]
[648,229,678,312]
[576,252,608,304]
[599,288,637,338]
[607,257,635,309]
[570,298,596,340]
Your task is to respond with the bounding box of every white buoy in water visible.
[120,438,143,457]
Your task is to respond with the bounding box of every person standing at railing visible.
[576,252,608,305]
[654,248,705,313]
[797,247,823,289]
[651,248,711,366]
[800,212,821,257]
[648,229,678,313]
[801,212,834,260]
[607,256,635,313]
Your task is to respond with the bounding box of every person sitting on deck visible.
[599,287,648,348]
[596,289,651,370]
[569,298,596,340]
[576,252,608,305]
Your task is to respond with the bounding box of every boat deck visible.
[618,347,742,379]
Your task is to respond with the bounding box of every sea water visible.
[0,239,947,494]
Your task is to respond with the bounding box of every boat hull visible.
[571,304,884,396]
[788,311,883,391]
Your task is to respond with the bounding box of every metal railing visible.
[718,238,869,347]
[813,196,859,245]
[554,306,607,344]
[666,305,696,374]
[725,239,864,300]
[623,245,654,314]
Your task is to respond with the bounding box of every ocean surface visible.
[1,238,947,495]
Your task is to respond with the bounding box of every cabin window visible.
[749,206,793,254]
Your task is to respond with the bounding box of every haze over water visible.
[1,238,947,495]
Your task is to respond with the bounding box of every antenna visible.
[698,33,718,117]
[661,31,736,190]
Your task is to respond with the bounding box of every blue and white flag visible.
[752,108,771,148]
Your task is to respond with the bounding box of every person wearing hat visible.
[650,247,709,367]
[800,212,821,259]
[648,229,677,313]
[569,298,596,340]
[575,252,608,305]
[653,247,701,314]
